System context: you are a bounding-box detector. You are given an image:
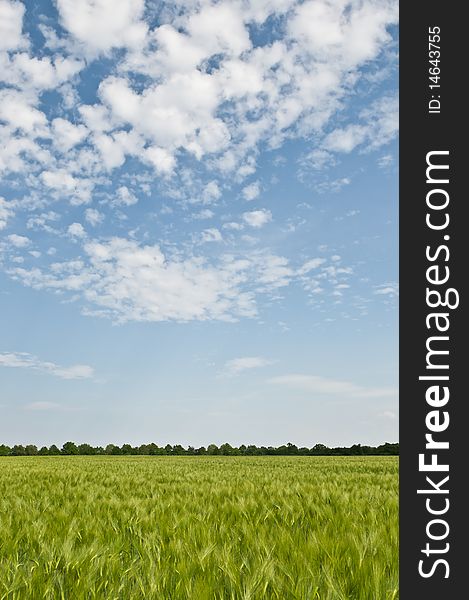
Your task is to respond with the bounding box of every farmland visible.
[0,456,398,599]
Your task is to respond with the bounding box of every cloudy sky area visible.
[0,0,398,447]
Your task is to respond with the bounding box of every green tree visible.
[78,443,96,455]
[61,441,79,455]
[0,444,11,456]
[220,443,234,455]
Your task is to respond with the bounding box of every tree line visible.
[0,441,398,456]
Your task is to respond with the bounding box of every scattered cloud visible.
[374,282,399,297]
[85,208,104,226]
[200,228,223,243]
[0,351,94,379]
[67,222,86,238]
[242,181,261,201]
[243,209,272,228]
[7,234,30,247]
[0,197,14,230]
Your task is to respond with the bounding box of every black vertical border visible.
[400,2,465,597]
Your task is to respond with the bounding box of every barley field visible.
[0,456,398,599]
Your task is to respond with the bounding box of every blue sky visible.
[0,0,398,447]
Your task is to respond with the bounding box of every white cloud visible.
[0,197,14,230]
[243,209,272,228]
[224,356,274,376]
[0,0,398,326]
[67,222,86,238]
[200,228,223,243]
[9,237,299,323]
[192,209,214,220]
[324,125,368,153]
[242,181,261,201]
[0,351,94,379]
[41,170,94,206]
[0,0,25,51]
[114,186,138,207]
[85,208,104,226]
[269,374,397,399]
[297,258,326,275]
[323,94,398,154]
[223,222,243,231]
[374,282,399,297]
[51,118,88,152]
[56,0,148,53]
[202,181,222,203]
[378,154,393,168]
[7,233,30,247]
[0,89,48,136]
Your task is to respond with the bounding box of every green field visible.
[0,456,398,599]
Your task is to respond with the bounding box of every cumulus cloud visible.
[56,0,148,54]
[0,351,94,379]
[242,181,261,201]
[0,0,25,51]
[84,208,104,226]
[7,233,30,247]
[0,0,398,323]
[8,237,300,323]
[67,222,86,238]
[243,209,272,228]
[200,228,223,243]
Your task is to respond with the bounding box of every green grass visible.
[0,456,398,599]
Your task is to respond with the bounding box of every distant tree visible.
[220,443,234,455]
[207,444,219,455]
[78,443,95,455]
[148,443,163,455]
[0,440,399,457]
[311,444,329,455]
[105,444,121,455]
[0,444,11,456]
[61,441,79,455]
